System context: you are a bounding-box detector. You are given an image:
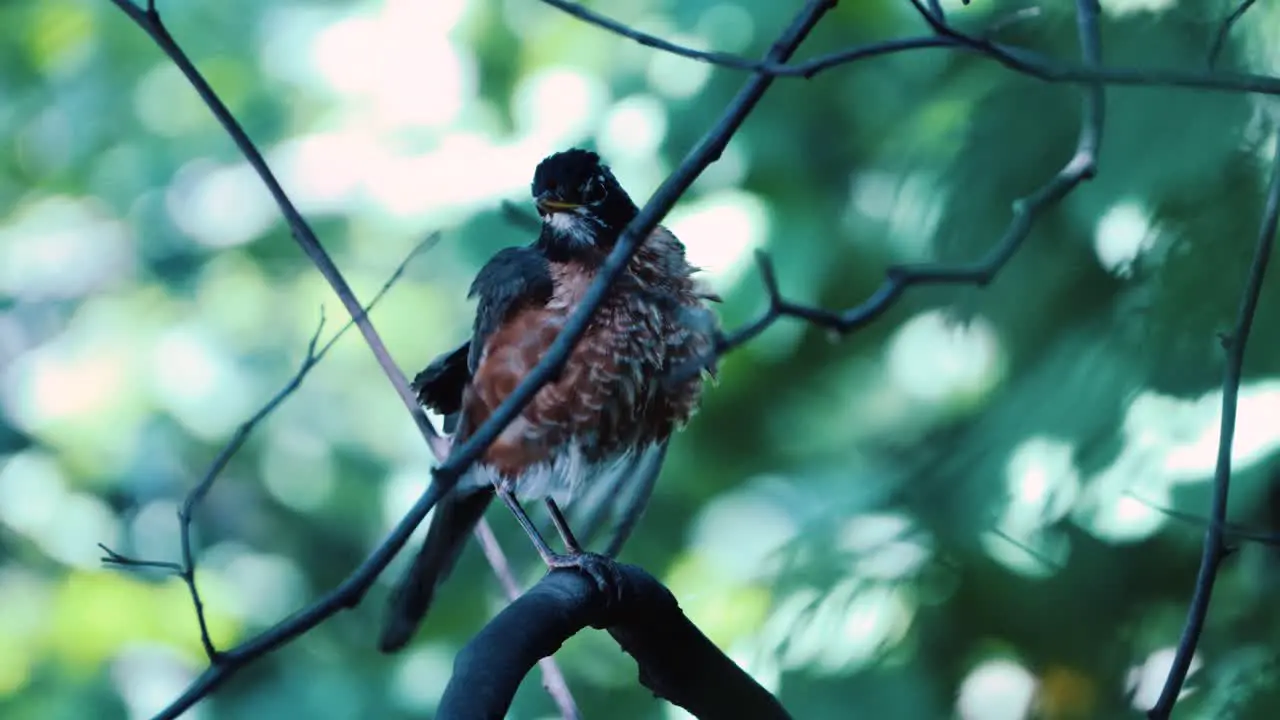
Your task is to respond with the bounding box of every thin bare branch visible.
[1208,0,1257,69]
[925,0,947,24]
[106,0,439,447]
[99,234,438,663]
[1148,131,1280,719]
[538,0,1280,97]
[673,0,1105,383]
[1122,491,1280,548]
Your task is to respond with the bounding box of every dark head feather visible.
[530,148,638,260]
[531,149,603,200]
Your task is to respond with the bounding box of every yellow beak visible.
[536,197,580,214]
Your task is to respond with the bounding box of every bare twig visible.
[673,0,1105,382]
[1147,131,1280,718]
[100,234,438,661]
[1208,0,1257,69]
[538,0,1280,97]
[925,0,948,24]
[1122,491,1280,548]
[439,562,791,720]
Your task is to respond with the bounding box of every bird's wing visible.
[411,341,470,427]
[466,245,554,373]
[410,246,554,428]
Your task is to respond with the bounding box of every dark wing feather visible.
[379,246,557,653]
[409,246,553,429]
[411,342,470,421]
[378,487,493,653]
[467,246,554,372]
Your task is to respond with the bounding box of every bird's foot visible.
[544,551,625,606]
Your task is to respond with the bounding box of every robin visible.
[378,149,719,653]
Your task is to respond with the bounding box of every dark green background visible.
[3,0,1280,718]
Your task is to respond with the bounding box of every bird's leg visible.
[495,489,623,602]
[544,498,585,554]
[495,487,561,565]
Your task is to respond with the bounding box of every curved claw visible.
[545,551,625,607]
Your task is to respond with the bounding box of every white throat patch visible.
[545,209,598,246]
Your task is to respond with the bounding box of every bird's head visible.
[530,148,637,259]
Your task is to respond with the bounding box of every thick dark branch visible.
[675,0,1105,382]
[440,563,790,720]
[1208,0,1257,69]
[1147,127,1280,720]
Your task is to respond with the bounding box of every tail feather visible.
[378,488,494,653]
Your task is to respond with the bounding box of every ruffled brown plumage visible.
[458,226,715,487]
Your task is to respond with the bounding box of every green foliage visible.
[4,0,1280,718]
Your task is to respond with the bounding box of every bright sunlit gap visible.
[0,195,133,300]
[1101,0,1179,17]
[200,541,309,627]
[165,160,278,249]
[1128,647,1202,710]
[0,452,122,567]
[849,170,946,257]
[110,644,204,720]
[1094,199,1155,277]
[766,578,915,676]
[956,658,1038,720]
[1076,381,1280,543]
[885,310,1005,410]
[984,436,1079,578]
[391,645,455,712]
[667,189,770,289]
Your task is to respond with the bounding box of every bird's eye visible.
[582,177,607,204]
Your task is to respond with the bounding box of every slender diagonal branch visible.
[1147,129,1280,720]
[106,0,440,449]
[925,0,947,23]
